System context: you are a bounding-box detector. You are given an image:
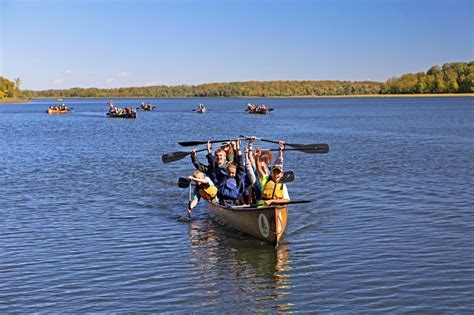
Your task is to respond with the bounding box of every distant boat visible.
[195,103,206,113]
[57,98,63,101]
[106,111,137,118]
[107,102,137,118]
[246,103,273,114]
[137,102,155,111]
[47,104,71,114]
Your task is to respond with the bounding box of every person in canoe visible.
[197,103,206,113]
[258,141,290,206]
[208,140,245,207]
[221,141,235,161]
[240,137,263,205]
[186,170,218,219]
[108,100,116,114]
[190,140,237,176]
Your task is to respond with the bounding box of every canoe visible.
[205,200,288,246]
[138,104,155,111]
[247,108,271,115]
[246,104,273,114]
[106,111,137,118]
[47,108,69,114]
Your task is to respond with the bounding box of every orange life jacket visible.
[261,179,284,200]
[197,183,218,201]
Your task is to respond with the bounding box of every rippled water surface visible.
[1,97,473,313]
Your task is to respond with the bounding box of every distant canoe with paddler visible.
[137,102,155,111]
[106,110,137,118]
[205,199,288,246]
[194,103,206,113]
[47,105,70,114]
[246,103,273,114]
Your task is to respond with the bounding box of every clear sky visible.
[1,0,473,90]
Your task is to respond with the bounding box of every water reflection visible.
[187,219,292,312]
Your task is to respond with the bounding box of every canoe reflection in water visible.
[187,219,292,312]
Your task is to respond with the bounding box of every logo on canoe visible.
[258,214,270,238]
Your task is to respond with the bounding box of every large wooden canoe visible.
[205,200,288,246]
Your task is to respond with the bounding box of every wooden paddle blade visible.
[161,151,190,163]
[178,177,191,188]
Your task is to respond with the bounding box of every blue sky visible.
[1,0,473,90]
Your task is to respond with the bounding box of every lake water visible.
[1,97,473,313]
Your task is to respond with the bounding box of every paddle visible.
[231,199,313,210]
[241,135,329,153]
[178,177,191,188]
[263,145,329,154]
[187,183,193,219]
[268,199,312,206]
[178,137,244,147]
[162,147,208,164]
[280,170,294,183]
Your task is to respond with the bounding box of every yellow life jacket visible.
[197,183,218,201]
[262,179,284,200]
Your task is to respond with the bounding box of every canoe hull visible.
[248,110,269,115]
[47,108,69,114]
[206,201,288,246]
[106,112,137,118]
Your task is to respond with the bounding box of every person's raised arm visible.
[254,147,267,179]
[191,149,208,173]
[275,140,285,167]
[244,147,256,185]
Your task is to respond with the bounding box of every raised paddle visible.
[162,147,208,164]
[240,135,329,153]
[263,145,329,154]
[178,137,245,147]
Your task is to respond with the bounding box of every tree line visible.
[3,61,472,100]
[384,62,473,94]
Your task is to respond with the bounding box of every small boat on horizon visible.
[246,103,273,114]
[137,102,155,111]
[107,101,137,118]
[194,103,206,113]
[47,104,71,114]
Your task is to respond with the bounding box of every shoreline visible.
[0,98,31,104]
[1,93,472,103]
